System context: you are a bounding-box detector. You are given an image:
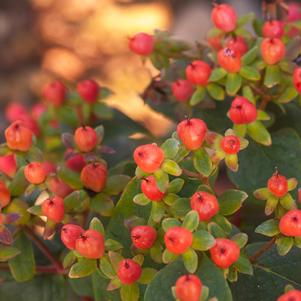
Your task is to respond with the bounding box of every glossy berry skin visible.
[164,227,193,255]
[171,79,194,102]
[210,238,240,269]
[77,80,99,104]
[211,4,237,33]
[75,229,104,259]
[42,80,67,107]
[66,153,85,172]
[5,121,33,152]
[229,96,257,124]
[24,162,47,185]
[218,47,241,73]
[267,172,288,197]
[176,118,207,150]
[141,176,164,201]
[293,67,301,94]
[133,144,164,173]
[80,162,107,192]
[0,180,11,208]
[279,209,301,237]
[225,36,248,56]
[131,225,157,250]
[47,176,73,198]
[261,38,285,65]
[185,60,212,86]
[61,224,84,250]
[0,154,17,178]
[117,259,142,284]
[190,191,219,221]
[41,196,65,223]
[74,126,98,153]
[221,135,241,154]
[263,20,285,38]
[129,33,154,56]
[277,289,301,301]
[175,274,202,301]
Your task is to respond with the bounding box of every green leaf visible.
[277,86,298,104]
[233,124,247,137]
[89,217,105,235]
[120,283,139,301]
[239,66,260,81]
[189,87,206,106]
[233,255,253,275]
[94,124,105,143]
[226,73,242,96]
[247,121,272,146]
[276,236,294,256]
[92,272,120,301]
[242,86,255,103]
[145,255,233,301]
[168,178,185,193]
[138,268,157,284]
[264,65,281,88]
[162,218,181,232]
[161,138,180,159]
[208,222,226,238]
[8,167,28,197]
[207,83,225,101]
[0,246,20,262]
[170,198,191,218]
[219,190,248,216]
[182,210,199,231]
[151,202,166,223]
[64,190,89,212]
[231,243,301,300]
[162,249,178,264]
[69,258,97,278]
[237,12,255,26]
[108,251,124,272]
[255,219,280,237]
[161,159,182,176]
[253,188,271,200]
[231,233,248,248]
[280,194,296,210]
[192,230,215,251]
[154,169,169,193]
[242,46,258,65]
[193,148,212,177]
[8,232,35,282]
[57,167,82,189]
[103,175,130,195]
[100,256,116,279]
[209,68,227,82]
[183,248,198,273]
[133,193,151,206]
[90,193,114,216]
[63,251,76,269]
[105,239,123,251]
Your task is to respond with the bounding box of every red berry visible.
[287,3,301,22]
[61,224,84,250]
[207,33,223,51]
[133,144,164,173]
[175,274,202,301]
[0,180,11,208]
[129,33,154,56]
[267,171,288,197]
[229,96,257,124]
[47,176,73,198]
[41,196,65,223]
[185,61,212,86]
[0,154,17,178]
[190,191,219,221]
[5,102,27,122]
[278,289,301,301]
[131,225,157,250]
[43,161,56,175]
[74,126,98,153]
[211,4,237,32]
[263,20,285,38]
[117,259,142,284]
[77,80,99,104]
[5,121,33,152]
[32,103,46,121]
[172,79,194,102]
[42,80,67,107]
[24,162,47,185]
[141,176,164,201]
[279,209,301,237]
[293,67,301,94]
[164,227,193,255]
[225,36,248,56]
[221,135,241,154]
[75,229,105,259]
[210,238,240,269]
[80,162,107,192]
[261,38,285,65]
[66,153,85,172]
[176,118,207,150]
[217,47,241,73]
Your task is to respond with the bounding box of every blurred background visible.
[0,0,264,138]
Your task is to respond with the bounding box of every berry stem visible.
[24,227,64,274]
[182,168,209,185]
[249,237,276,263]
